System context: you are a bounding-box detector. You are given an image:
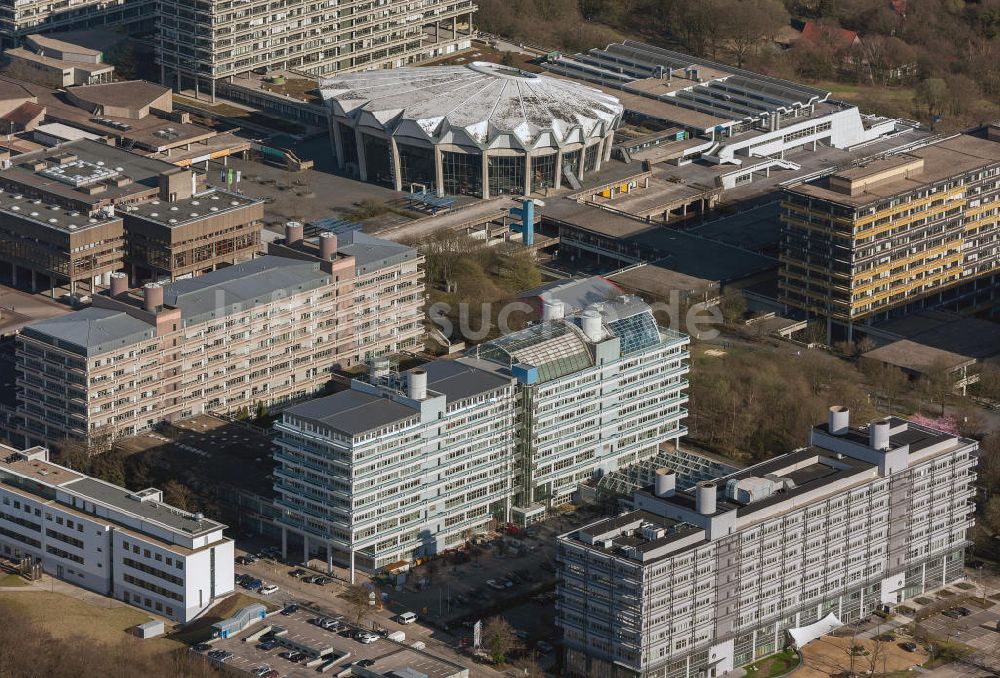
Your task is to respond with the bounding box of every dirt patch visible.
[799,635,927,678]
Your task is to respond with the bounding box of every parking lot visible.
[199,604,466,678]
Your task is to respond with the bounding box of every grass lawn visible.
[170,592,278,645]
[0,573,27,587]
[746,648,800,678]
[0,591,182,649]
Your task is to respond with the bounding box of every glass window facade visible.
[531,153,557,191]
[361,134,392,188]
[563,149,582,179]
[584,143,600,173]
[397,144,436,192]
[442,151,482,197]
[488,155,524,197]
[338,122,358,166]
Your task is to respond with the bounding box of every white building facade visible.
[557,410,977,678]
[0,444,234,622]
[274,293,690,577]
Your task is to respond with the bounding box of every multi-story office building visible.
[0,1,154,48]
[15,224,425,446]
[156,0,477,102]
[275,358,517,577]
[780,133,1000,340]
[471,295,689,523]
[557,409,978,678]
[0,443,233,622]
[16,254,356,446]
[273,292,689,578]
[269,223,425,360]
[0,140,263,294]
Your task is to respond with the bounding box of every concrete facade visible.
[0,444,233,622]
[156,0,477,102]
[780,133,1000,340]
[557,410,978,678]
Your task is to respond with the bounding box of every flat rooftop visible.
[0,448,224,537]
[546,201,776,289]
[2,138,175,207]
[0,186,121,234]
[287,389,418,437]
[123,188,260,228]
[424,358,512,400]
[789,133,1000,207]
[22,306,153,356]
[863,313,1000,373]
[162,255,330,323]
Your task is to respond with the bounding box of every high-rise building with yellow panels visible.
[779,132,1000,341]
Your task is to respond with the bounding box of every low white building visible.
[0,444,233,622]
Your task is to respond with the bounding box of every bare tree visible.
[342,584,376,626]
[482,616,519,665]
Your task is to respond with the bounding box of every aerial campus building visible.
[320,62,624,198]
[15,227,424,446]
[544,41,908,171]
[779,132,1000,340]
[556,409,977,678]
[273,291,689,578]
[0,139,263,296]
[157,0,477,101]
[0,443,234,622]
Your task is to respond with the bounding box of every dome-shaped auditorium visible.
[320,62,623,198]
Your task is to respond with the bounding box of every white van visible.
[397,612,418,625]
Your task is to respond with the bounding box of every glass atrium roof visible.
[606,310,661,355]
[475,322,594,383]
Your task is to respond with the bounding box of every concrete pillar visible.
[160,63,166,86]
[11,266,16,287]
[468,12,474,35]
[354,129,369,182]
[326,546,333,575]
[176,71,182,94]
[194,75,199,100]
[210,78,216,104]
[434,21,439,43]
[524,153,532,196]
[593,141,604,174]
[434,147,444,197]
[349,549,355,585]
[553,150,563,190]
[30,269,37,293]
[481,153,490,199]
[281,527,287,560]
[452,16,457,39]
[390,138,403,192]
[603,135,613,162]
[303,534,309,565]
[331,120,345,169]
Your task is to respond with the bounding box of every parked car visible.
[236,556,252,565]
[260,584,279,595]
[357,659,376,667]
[302,575,317,584]
[280,604,298,615]
[256,639,279,651]
[288,568,306,578]
[315,576,331,586]
[514,629,530,640]
[243,579,263,591]
[397,612,418,625]
[356,631,379,644]
[486,579,506,591]
[943,608,963,619]
[193,643,213,652]
[901,642,918,653]
[318,617,341,630]
[261,671,280,678]
[252,665,273,677]
[207,650,233,662]
[956,607,973,616]
[279,650,304,661]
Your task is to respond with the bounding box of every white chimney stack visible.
[828,406,850,436]
[408,369,427,400]
[654,468,676,498]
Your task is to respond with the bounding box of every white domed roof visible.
[321,62,623,150]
